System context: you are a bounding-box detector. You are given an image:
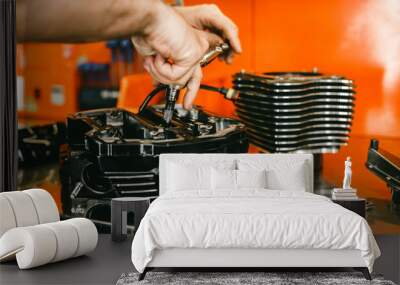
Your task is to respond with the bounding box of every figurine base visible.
[332,188,359,201]
[333,188,357,192]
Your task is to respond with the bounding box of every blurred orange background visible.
[16,0,400,202]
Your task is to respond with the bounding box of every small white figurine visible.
[342,156,352,189]
[332,157,357,199]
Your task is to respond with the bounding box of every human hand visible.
[132,1,223,109]
[174,4,242,64]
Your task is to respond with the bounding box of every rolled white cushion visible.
[0,218,98,269]
[0,196,17,238]
[0,192,39,227]
[0,226,57,269]
[23,189,59,224]
[64,218,98,257]
[42,221,79,262]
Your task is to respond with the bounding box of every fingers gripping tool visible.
[163,43,230,125]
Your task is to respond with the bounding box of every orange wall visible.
[18,43,113,119]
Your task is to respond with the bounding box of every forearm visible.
[17,0,164,42]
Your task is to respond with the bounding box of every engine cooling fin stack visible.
[232,71,356,154]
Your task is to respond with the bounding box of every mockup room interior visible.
[1,0,399,284]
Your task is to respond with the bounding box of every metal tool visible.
[163,84,181,124]
[199,43,230,67]
[162,43,230,125]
